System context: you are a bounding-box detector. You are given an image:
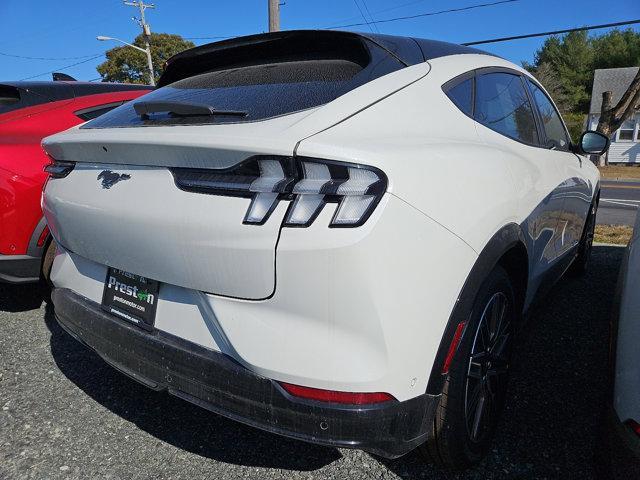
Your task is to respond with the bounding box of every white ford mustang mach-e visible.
[41,31,610,469]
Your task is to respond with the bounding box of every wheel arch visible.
[426,222,528,395]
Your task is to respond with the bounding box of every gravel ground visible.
[0,246,623,479]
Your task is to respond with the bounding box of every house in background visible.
[587,66,639,164]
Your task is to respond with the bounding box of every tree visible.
[525,28,640,115]
[596,68,640,165]
[592,30,640,144]
[525,29,640,163]
[526,31,594,113]
[596,69,640,137]
[96,33,194,85]
[592,29,640,70]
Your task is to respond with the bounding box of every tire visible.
[40,240,56,285]
[420,266,516,470]
[569,200,597,277]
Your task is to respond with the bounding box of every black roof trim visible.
[410,38,494,61]
[159,30,495,87]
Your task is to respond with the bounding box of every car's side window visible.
[474,72,539,145]
[526,79,570,150]
[445,77,473,117]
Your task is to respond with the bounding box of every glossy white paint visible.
[613,213,640,424]
[43,52,599,401]
[51,195,476,401]
[44,163,288,299]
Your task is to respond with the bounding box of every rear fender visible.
[426,223,527,395]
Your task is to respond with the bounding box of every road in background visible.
[597,180,640,226]
[0,246,623,479]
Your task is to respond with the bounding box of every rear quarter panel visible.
[296,54,526,254]
[297,54,596,310]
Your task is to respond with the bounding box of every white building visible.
[587,66,639,164]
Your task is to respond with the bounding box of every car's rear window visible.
[82,41,406,128]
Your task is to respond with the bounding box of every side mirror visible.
[577,130,610,155]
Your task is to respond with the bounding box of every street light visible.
[97,35,155,86]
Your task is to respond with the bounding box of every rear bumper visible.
[0,253,41,283]
[51,287,438,458]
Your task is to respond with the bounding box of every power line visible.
[360,0,380,33]
[19,12,637,81]
[19,54,105,81]
[318,0,430,29]
[0,51,102,61]
[376,0,430,15]
[462,19,640,45]
[352,0,375,33]
[325,0,518,29]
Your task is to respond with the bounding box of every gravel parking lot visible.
[0,246,623,480]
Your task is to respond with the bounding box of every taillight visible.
[44,160,75,178]
[625,419,640,437]
[171,156,387,228]
[279,382,396,405]
[36,225,50,248]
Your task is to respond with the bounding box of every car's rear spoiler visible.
[158,30,425,87]
[159,30,493,88]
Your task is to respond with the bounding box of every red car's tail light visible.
[625,419,640,437]
[170,156,387,228]
[279,382,396,405]
[44,160,75,178]
[36,225,50,248]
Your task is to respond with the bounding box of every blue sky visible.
[1,0,638,82]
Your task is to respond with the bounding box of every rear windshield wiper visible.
[133,100,247,119]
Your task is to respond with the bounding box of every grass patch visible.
[594,224,634,245]
[598,165,640,180]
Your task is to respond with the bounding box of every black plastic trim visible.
[412,37,494,61]
[0,254,41,284]
[442,70,476,119]
[426,223,527,395]
[52,287,439,458]
[44,160,76,178]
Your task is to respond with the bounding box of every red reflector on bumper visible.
[280,382,396,405]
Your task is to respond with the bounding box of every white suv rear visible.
[42,30,609,469]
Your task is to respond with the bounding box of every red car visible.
[0,79,151,283]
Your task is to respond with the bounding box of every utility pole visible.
[124,0,156,86]
[268,0,280,32]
